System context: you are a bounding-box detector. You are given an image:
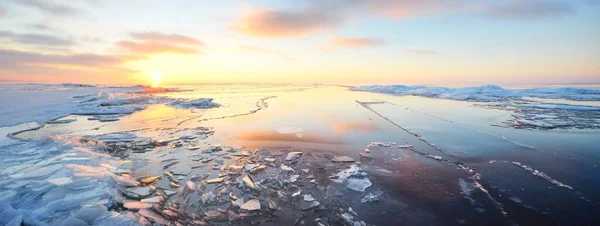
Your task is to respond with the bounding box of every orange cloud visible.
[130,32,205,46]
[0,49,139,83]
[116,41,201,55]
[116,32,204,55]
[234,9,342,37]
[330,36,384,48]
[364,0,468,19]
[365,0,573,20]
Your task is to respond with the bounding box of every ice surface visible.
[351,84,600,101]
[0,84,219,127]
[355,85,600,129]
[0,122,137,225]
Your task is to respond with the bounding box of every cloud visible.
[364,0,573,20]
[233,1,357,38]
[484,0,573,20]
[116,32,204,55]
[0,30,75,46]
[116,41,201,55]
[234,0,576,38]
[0,49,138,82]
[330,36,384,48]
[0,49,125,67]
[235,9,343,37]
[16,0,80,16]
[236,44,282,55]
[363,0,471,19]
[130,32,205,46]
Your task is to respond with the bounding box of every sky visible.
[0,0,599,86]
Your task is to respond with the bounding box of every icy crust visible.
[352,85,600,129]
[0,124,137,225]
[74,90,219,115]
[0,84,218,127]
[351,84,600,102]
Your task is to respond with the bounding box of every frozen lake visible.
[1,83,599,226]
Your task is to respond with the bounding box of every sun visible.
[151,72,161,87]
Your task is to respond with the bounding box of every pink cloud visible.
[116,32,204,55]
[234,7,344,37]
[116,41,201,55]
[130,32,205,46]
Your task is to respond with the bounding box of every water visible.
[1,84,599,225]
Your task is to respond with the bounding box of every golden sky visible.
[0,0,599,86]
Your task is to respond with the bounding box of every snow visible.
[351,84,600,102]
[0,84,143,127]
[0,83,219,127]
[518,103,600,111]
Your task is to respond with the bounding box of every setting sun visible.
[151,72,161,87]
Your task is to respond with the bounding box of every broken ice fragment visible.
[232,151,250,156]
[361,193,380,203]
[111,174,140,187]
[171,165,192,175]
[427,155,443,161]
[249,165,267,173]
[186,181,196,191]
[47,177,73,186]
[46,118,77,124]
[123,200,153,209]
[206,177,224,184]
[288,174,299,183]
[331,156,355,163]
[140,196,162,203]
[240,199,261,211]
[281,165,294,172]
[125,186,152,198]
[300,199,320,210]
[201,191,216,204]
[244,163,260,171]
[286,152,303,161]
[205,210,227,221]
[187,146,201,150]
[303,194,315,202]
[140,176,161,184]
[164,190,177,196]
[333,164,372,192]
[242,175,256,190]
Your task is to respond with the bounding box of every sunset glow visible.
[152,72,161,87]
[0,1,597,85]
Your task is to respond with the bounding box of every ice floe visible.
[332,164,372,192]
